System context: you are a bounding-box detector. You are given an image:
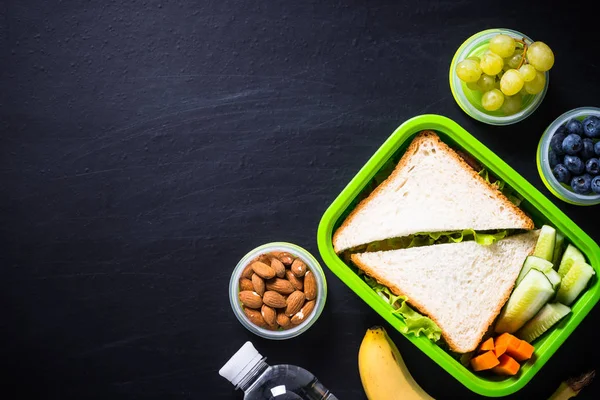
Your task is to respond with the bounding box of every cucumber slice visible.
[551,232,565,267]
[532,225,556,262]
[557,244,586,279]
[545,269,561,290]
[495,269,555,334]
[555,261,595,306]
[516,256,554,286]
[516,302,571,343]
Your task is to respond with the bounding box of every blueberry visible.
[553,164,571,184]
[565,119,583,135]
[550,126,567,155]
[571,174,592,194]
[581,138,595,160]
[562,134,583,155]
[564,155,585,175]
[595,141,600,157]
[582,115,600,138]
[586,158,600,175]
[592,176,600,194]
[548,150,560,168]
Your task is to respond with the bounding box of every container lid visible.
[219,342,263,386]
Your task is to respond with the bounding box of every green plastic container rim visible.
[317,114,600,397]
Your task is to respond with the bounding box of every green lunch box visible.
[316,114,600,397]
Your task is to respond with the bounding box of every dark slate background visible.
[2,0,598,399]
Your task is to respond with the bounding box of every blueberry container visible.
[317,114,600,396]
[537,106,600,205]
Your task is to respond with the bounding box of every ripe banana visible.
[358,326,434,400]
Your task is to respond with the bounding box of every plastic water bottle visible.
[219,342,338,400]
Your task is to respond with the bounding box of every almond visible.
[255,253,273,265]
[266,278,295,295]
[291,300,316,325]
[304,270,317,300]
[239,278,254,292]
[263,291,287,308]
[291,258,307,277]
[276,252,295,266]
[286,270,303,290]
[251,261,276,279]
[241,263,255,279]
[285,290,306,316]
[276,312,292,329]
[271,258,286,278]
[244,307,267,327]
[251,273,265,296]
[261,304,277,327]
[239,291,263,309]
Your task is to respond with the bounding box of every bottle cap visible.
[219,342,263,386]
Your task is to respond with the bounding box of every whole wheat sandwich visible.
[351,230,540,353]
[333,131,534,254]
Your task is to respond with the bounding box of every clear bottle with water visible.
[219,342,338,400]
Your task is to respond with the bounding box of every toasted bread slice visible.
[351,230,539,353]
[333,131,534,253]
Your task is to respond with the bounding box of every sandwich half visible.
[351,230,540,353]
[333,131,534,253]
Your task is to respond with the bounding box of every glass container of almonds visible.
[229,242,328,339]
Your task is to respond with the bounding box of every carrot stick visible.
[479,337,495,352]
[508,340,535,362]
[471,351,500,371]
[494,332,520,358]
[507,337,521,355]
[492,354,520,376]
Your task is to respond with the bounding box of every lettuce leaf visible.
[361,229,509,253]
[364,276,442,341]
[418,229,508,246]
[478,169,524,206]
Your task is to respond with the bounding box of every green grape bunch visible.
[455,33,555,115]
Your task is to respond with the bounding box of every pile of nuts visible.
[238,251,317,330]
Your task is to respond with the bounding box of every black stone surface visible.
[2,0,599,398]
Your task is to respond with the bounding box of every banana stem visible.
[548,370,595,400]
[548,382,578,400]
